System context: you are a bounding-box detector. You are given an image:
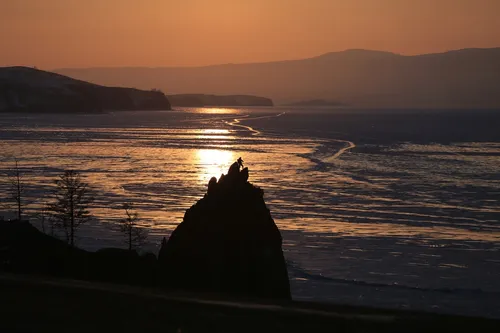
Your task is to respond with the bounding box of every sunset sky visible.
[1,0,499,69]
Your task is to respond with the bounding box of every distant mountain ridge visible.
[0,66,171,113]
[55,48,500,108]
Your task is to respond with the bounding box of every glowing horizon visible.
[1,0,499,69]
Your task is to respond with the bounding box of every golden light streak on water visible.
[195,149,235,184]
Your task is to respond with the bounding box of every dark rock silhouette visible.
[159,159,291,299]
[1,161,290,300]
[241,167,249,182]
[158,236,168,261]
[207,177,218,194]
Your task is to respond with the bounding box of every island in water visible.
[167,94,273,107]
[0,66,171,113]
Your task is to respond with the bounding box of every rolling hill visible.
[55,48,500,108]
[0,67,171,113]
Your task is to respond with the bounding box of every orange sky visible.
[1,0,499,69]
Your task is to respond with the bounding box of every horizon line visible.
[2,46,499,72]
[52,46,500,71]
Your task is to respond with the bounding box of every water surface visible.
[1,107,499,317]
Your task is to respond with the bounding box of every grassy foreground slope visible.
[1,274,498,333]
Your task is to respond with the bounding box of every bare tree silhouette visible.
[118,203,148,251]
[8,159,24,221]
[49,170,93,247]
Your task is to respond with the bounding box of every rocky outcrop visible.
[1,160,290,300]
[167,94,274,107]
[159,159,291,299]
[0,67,171,113]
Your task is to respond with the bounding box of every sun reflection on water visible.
[188,108,240,114]
[196,149,235,184]
[198,129,230,134]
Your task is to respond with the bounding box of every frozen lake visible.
[0,107,499,317]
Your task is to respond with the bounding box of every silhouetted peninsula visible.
[159,159,291,299]
[168,94,273,107]
[0,66,171,113]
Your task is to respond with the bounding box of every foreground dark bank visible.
[0,66,171,113]
[1,274,498,333]
[0,161,289,299]
[1,161,499,331]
